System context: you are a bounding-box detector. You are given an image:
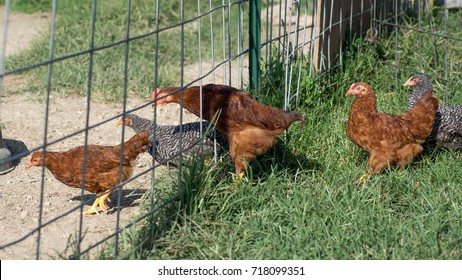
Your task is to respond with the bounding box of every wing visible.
[218,93,291,131]
[201,85,294,132]
[356,113,417,153]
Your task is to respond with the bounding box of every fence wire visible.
[0,0,461,259]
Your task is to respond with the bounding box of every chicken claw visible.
[80,192,112,215]
[230,172,245,192]
[97,192,111,214]
[83,197,101,215]
[355,172,371,185]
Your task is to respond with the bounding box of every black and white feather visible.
[118,113,227,166]
[406,74,462,150]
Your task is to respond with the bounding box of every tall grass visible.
[94,7,462,259]
[90,8,462,260]
[8,2,462,259]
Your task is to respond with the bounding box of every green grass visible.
[8,2,462,259]
[4,0,250,101]
[0,0,50,13]
[90,8,462,260]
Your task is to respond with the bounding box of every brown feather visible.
[154,84,304,174]
[27,131,151,195]
[346,82,438,174]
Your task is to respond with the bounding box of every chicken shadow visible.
[414,144,460,164]
[247,140,322,182]
[71,188,147,214]
[2,138,29,167]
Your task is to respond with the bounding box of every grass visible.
[95,9,462,258]
[0,0,50,13]
[6,2,462,259]
[4,0,251,101]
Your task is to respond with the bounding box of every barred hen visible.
[152,84,304,178]
[26,131,151,215]
[117,113,227,167]
[346,82,438,183]
[405,74,462,149]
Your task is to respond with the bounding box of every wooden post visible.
[313,0,371,72]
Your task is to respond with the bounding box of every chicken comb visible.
[349,82,358,90]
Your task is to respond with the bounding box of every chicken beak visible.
[151,91,156,108]
[403,79,414,87]
[151,88,162,108]
[25,157,32,169]
[116,119,123,126]
[346,83,356,96]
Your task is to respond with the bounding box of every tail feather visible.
[285,111,305,127]
[402,90,438,140]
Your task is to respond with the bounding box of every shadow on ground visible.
[71,188,148,214]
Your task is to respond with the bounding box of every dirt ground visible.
[0,94,199,259]
[0,7,200,259]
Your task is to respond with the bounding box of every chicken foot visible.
[83,192,112,215]
[355,172,371,185]
[230,172,245,192]
[356,153,384,185]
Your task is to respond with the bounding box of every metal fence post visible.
[249,0,261,90]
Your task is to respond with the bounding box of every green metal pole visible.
[249,0,261,90]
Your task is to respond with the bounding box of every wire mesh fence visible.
[0,0,461,259]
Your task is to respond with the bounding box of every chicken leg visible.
[83,192,112,215]
[230,172,245,192]
[356,153,383,185]
[355,172,371,185]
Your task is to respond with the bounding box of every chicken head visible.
[346,82,371,97]
[26,152,43,169]
[404,75,424,87]
[116,116,133,127]
[152,88,172,106]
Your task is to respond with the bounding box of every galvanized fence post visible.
[249,0,261,90]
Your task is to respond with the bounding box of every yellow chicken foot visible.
[230,172,245,192]
[83,197,101,215]
[355,172,371,185]
[97,192,112,214]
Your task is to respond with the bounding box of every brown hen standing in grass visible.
[345,82,438,183]
[26,131,151,215]
[152,84,304,180]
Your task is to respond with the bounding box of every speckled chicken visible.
[26,131,151,215]
[117,113,227,167]
[405,74,462,149]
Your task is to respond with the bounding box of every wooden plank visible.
[313,0,372,71]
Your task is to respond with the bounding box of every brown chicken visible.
[152,84,304,178]
[26,131,151,215]
[345,82,438,182]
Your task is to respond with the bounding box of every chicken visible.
[345,82,438,182]
[152,84,304,178]
[116,113,227,166]
[405,74,462,149]
[26,131,151,215]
